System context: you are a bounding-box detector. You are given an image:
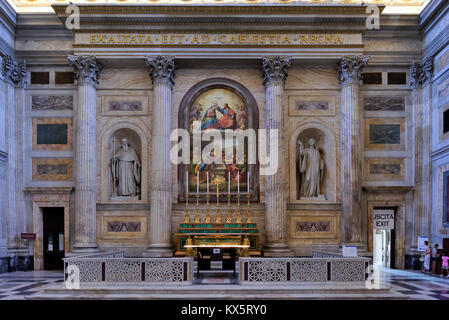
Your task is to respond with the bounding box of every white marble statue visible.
[112,138,141,197]
[297,138,324,198]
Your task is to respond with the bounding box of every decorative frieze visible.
[261,56,291,87]
[31,95,73,111]
[1,54,27,87]
[67,55,103,88]
[336,55,369,86]
[145,56,175,87]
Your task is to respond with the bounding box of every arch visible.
[177,78,260,202]
[98,118,150,204]
[289,120,338,203]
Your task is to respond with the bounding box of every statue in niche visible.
[297,138,325,199]
[111,137,141,198]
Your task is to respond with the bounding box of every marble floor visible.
[0,267,449,300]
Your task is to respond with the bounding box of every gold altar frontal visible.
[175,223,261,256]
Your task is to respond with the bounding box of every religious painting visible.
[187,88,249,194]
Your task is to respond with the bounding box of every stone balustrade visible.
[239,254,370,284]
[64,252,194,285]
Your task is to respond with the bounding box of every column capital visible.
[337,55,369,87]
[410,56,434,89]
[1,53,27,87]
[261,56,291,87]
[68,55,102,88]
[145,56,175,87]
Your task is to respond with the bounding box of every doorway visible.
[42,207,65,270]
[372,207,396,268]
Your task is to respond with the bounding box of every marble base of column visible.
[263,243,295,257]
[142,244,173,257]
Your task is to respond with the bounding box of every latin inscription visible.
[83,33,353,47]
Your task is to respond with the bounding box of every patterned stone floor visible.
[0,267,448,299]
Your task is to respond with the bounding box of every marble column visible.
[261,56,294,257]
[410,57,433,248]
[68,55,102,253]
[337,56,369,245]
[143,56,175,257]
[1,54,28,261]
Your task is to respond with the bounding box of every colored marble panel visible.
[437,49,449,73]
[36,164,68,175]
[32,118,73,151]
[369,124,401,144]
[369,164,401,175]
[32,158,73,181]
[439,77,449,100]
[36,124,68,145]
[296,221,330,232]
[107,221,141,232]
[32,95,73,111]
[288,94,336,116]
[363,96,405,111]
[364,158,405,181]
[109,101,142,111]
[295,101,329,111]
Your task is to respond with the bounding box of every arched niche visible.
[98,119,149,204]
[178,78,260,202]
[289,121,337,203]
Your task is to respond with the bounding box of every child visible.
[441,251,449,278]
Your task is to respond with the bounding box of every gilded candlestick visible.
[205,192,211,223]
[194,193,200,223]
[226,192,232,223]
[246,192,252,223]
[184,192,190,223]
[215,183,221,223]
[236,192,242,223]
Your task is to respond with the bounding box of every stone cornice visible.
[363,186,413,194]
[145,56,175,87]
[52,5,382,16]
[261,56,291,87]
[336,55,369,86]
[68,55,102,88]
[24,186,74,195]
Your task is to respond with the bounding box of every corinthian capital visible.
[1,54,27,87]
[410,57,434,89]
[145,56,175,87]
[67,55,102,88]
[262,56,291,87]
[337,55,370,86]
